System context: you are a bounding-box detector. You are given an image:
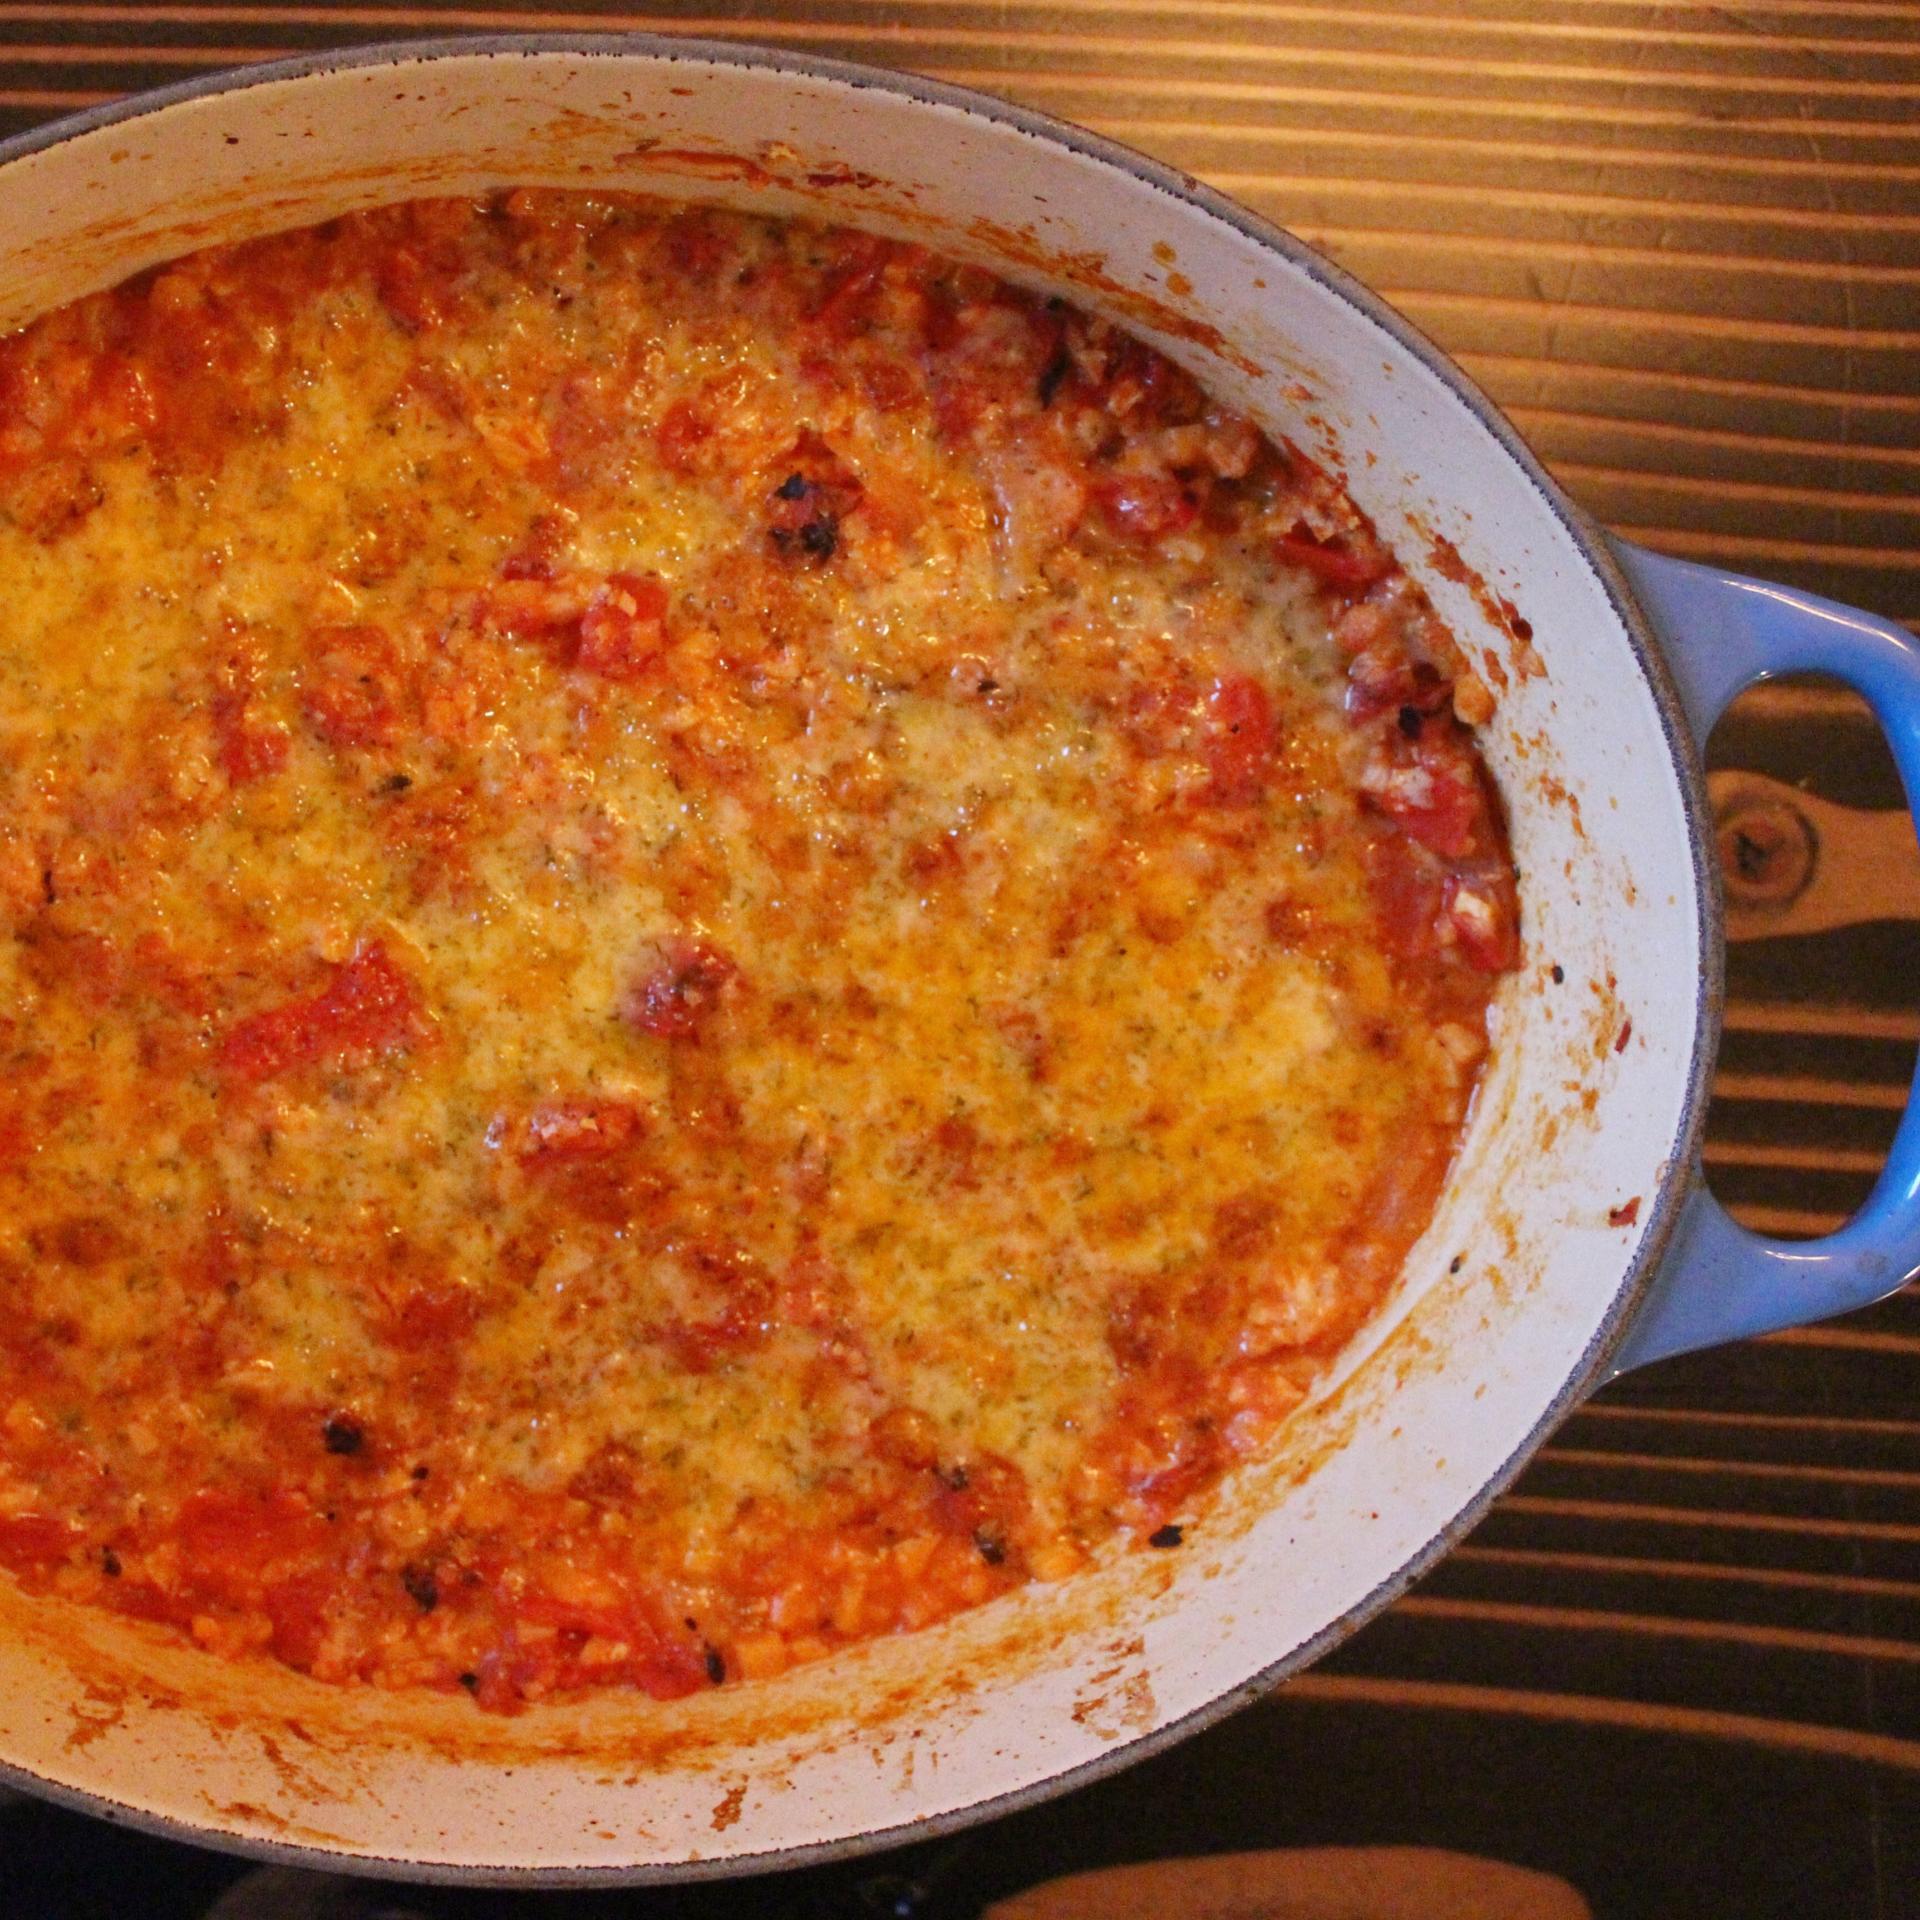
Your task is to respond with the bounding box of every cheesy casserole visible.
[0,193,1518,1709]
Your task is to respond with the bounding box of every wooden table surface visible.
[0,5,1916,1916]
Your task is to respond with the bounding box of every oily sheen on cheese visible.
[0,194,1519,1709]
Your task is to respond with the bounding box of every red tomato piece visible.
[176,1488,326,1572]
[210,649,289,787]
[39,1213,125,1268]
[383,1279,480,1353]
[375,247,450,335]
[1444,873,1521,972]
[1364,747,1483,860]
[1364,832,1444,965]
[263,1567,335,1671]
[1273,532,1389,591]
[181,1209,242,1298]
[1391,772,1480,860]
[653,1240,776,1374]
[857,354,922,414]
[0,1513,78,1573]
[925,1450,1030,1553]
[623,939,738,1040]
[1201,674,1277,807]
[929,1113,984,1190]
[654,399,713,476]
[1093,468,1198,544]
[807,231,895,332]
[513,1588,710,1700]
[221,942,421,1083]
[1344,650,1450,723]
[497,512,575,583]
[515,1589,634,1643]
[576,574,670,681]
[514,1098,646,1165]
[471,579,586,654]
[662,209,733,283]
[301,623,404,751]
[216,712,289,786]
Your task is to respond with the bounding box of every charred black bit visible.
[410,1463,430,1481]
[402,1565,439,1612]
[40,867,55,906]
[1397,705,1423,739]
[1148,1523,1184,1549]
[768,429,860,564]
[1550,963,1565,985]
[100,1548,121,1578]
[1449,1255,1465,1275]
[974,1530,1007,1566]
[770,513,842,562]
[380,771,413,794]
[458,1671,479,1692]
[1037,342,1073,408]
[934,1462,970,1492]
[704,1642,726,1685]
[322,1413,364,1456]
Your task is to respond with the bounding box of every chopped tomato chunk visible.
[650,1240,778,1373]
[263,1567,335,1670]
[222,942,421,1083]
[497,512,575,582]
[808,231,894,333]
[654,398,712,475]
[623,939,738,1040]
[0,1513,77,1572]
[514,1098,646,1164]
[301,623,404,751]
[210,647,289,786]
[1093,468,1198,544]
[1201,674,1278,807]
[176,1488,327,1572]
[1445,872,1521,972]
[576,574,670,681]
[1362,743,1484,860]
[381,1278,480,1353]
[1344,649,1450,723]
[376,247,453,335]
[1273,531,1389,591]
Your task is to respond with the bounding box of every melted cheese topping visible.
[0,194,1516,1707]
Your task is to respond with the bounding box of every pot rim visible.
[0,30,1724,1887]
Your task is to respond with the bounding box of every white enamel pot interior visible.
[0,38,1715,1883]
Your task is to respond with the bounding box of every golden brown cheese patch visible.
[0,193,1517,1709]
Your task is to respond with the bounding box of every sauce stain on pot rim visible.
[0,32,1722,1885]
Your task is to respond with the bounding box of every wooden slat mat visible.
[0,3,1915,1910]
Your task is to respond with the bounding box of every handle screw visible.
[1715,795,1816,910]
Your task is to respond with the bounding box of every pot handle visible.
[1602,537,1920,1375]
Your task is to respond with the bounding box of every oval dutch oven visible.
[0,35,1915,1885]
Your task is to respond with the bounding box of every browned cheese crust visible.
[0,193,1517,1709]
